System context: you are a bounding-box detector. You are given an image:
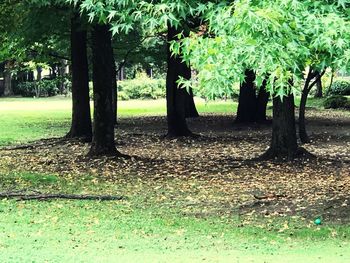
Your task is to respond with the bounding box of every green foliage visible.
[327,80,350,96]
[15,79,59,97]
[177,0,350,99]
[323,95,350,109]
[118,74,165,100]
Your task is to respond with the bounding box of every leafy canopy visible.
[177,0,350,99]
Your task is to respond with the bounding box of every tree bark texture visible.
[111,58,118,125]
[236,70,257,123]
[314,72,323,98]
[236,70,269,123]
[166,24,198,137]
[261,93,299,160]
[66,13,92,141]
[255,83,269,122]
[89,24,119,156]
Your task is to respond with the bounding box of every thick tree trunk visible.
[255,82,269,122]
[261,93,300,160]
[166,24,197,137]
[89,24,120,156]
[66,13,92,141]
[235,70,257,123]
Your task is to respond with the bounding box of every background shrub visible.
[326,80,350,96]
[323,95,350,109]
[15,79,59,97]
[118,74,165,100]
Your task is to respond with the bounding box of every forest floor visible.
[0,97,350,262]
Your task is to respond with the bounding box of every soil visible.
[0,108,349,223]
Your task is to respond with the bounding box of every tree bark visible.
[111,60,118,125]
[3,61,13,96]
[255,81,269,122]
[89,24,120,156]
[261,93,300,160]
[299,80,311,144]
[299,70,325,144]
[66,13,92,141]
[314,72,323,98]
[58,59,68,94]
[166,24,197,137]
[185,89,199,118]
[236,70,257,123]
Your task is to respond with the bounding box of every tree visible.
[166,24,195,137]
[78,0,203,136]
[22,2,93,141]
[178,0,350,159]
[236,70,269,123]
[88,23,122,156]
[298,69,325,143]
[66,11,92,141]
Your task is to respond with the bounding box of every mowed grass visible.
[0,97,235,146]
[0,172,350,263]
[1,97,350,262]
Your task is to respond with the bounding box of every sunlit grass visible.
[0,97,236,146]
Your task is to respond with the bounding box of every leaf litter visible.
[0,109,349,223]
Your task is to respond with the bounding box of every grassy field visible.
[0,172,349,263]
[0,97,235,146]
[1,96,349,262]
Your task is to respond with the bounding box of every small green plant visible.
[323,95,350,109]
[326,80,350,96]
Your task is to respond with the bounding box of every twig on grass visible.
[0,192,124,201]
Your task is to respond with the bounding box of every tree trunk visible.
[299,77,311,144]
[314,72,323,98]
[89,24,121,156]
[36,67,42,81]
[185,89,199,118]
[235,70,257,123]
[111,60,118,125]
[255,82,269,122]
[166,24,196,137]
[66,13,92,141]
[261,93,300,160]
[3,62,13,96]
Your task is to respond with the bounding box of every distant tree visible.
[236,70,269,123]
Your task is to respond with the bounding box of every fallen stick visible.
[0,192,124,201]
[253,193,287,200]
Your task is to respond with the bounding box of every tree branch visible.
[0,191,124,201]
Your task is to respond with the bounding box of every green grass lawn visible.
[0,172,349,263]
[1,97,349,262]
[0,97,235,146]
